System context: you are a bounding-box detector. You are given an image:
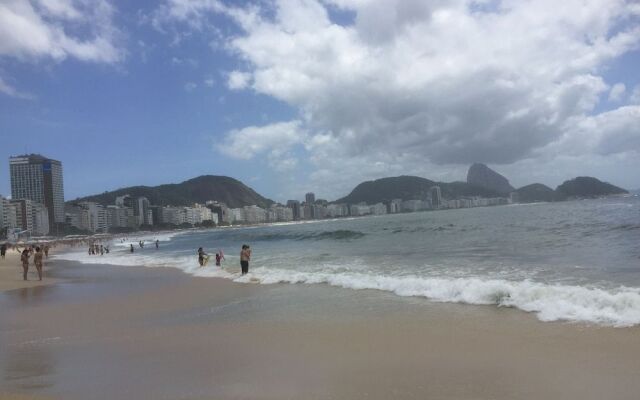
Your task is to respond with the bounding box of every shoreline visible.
[52,244,640,328]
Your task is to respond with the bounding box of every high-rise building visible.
[389,199,403,213]
[10,199,33,233]
[0,196,18,233]
[305,192,316,204]
[10,154,64,226]
[117,195,151,226]
[430,186,442,209]
[31,202,50,236]
[286,200,301,220]
[206,201,231,225]
[66,202,108,233]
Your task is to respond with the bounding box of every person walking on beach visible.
[34,246,44,281]
[130,244,135,253]
[240,245,251,275]
[43,244,50,258]
[1,243,6,260]
[20,248,30,280]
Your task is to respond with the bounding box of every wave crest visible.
[235,269,640,327]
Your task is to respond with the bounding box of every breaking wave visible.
[212,229,366,242]
[55,249,640,327]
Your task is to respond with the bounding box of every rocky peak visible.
[466,163,515,195]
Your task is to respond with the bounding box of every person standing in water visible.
[33,246,44,281]
[130,244,135,253]
[215,251,224,267]
[240,244,251,275]
[20,248,30,280]
[197,247,208,267]
[155,240,159,249]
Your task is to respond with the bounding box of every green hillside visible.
[555,177,627,200]
[73,175,274,208]
[334,176,501,204]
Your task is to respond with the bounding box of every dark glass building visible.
[10,154,64,226]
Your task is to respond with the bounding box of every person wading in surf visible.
[197,247,208,267]
[240,244,251,275]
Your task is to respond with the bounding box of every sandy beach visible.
[0,249,62,293]
[0,258,638,400]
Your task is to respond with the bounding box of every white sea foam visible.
[55,249,640,327]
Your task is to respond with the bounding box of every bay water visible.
[56,197,640,326]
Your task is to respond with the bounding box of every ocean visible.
[56,197,640,327]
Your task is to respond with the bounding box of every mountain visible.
[74,175,274,208]
[515,183,556,203]
[467,163,515,194]
[555,177,627,200]
[334,176,501,204]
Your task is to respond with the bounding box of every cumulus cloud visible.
[0,0,124,63]
[216,121,307,171]
[608,83,626,102]
[0,75,34,99]
[0,0,124,97]
[158,0,640,197]
[631,85,640,104]
[227,70,252,90]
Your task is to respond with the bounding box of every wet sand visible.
[1,259,639,400]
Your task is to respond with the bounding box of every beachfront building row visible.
[228,204,294,224]
[159,204,218,226]
[0,195,50,238]
[282,186,512,221]
[58,186,511,233]
[64,197,221,233]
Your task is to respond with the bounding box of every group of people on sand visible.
[197,244,252,275]
[17,244,51,281]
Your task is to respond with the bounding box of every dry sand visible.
[0,250,61,292]
[1,260,639,400]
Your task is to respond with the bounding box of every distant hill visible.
[467,163,515,194]
[74,175,274,208]
[555,177,627,200]
[515,183,556,203]
[334,176,501,204]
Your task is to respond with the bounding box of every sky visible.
[0,0,639,203]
